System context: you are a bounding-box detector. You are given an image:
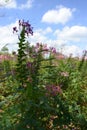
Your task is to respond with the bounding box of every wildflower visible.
[26,61,35,73]
[35,43,49,56]
[13,19,33,36]
[34,43,41,53]
[46,85,62,96]
[50,47,56,54]
[42,44,49,53]
[13,27,18,33]
[26,61,32,68]
[0,54,11,61]
[36,43,40,48]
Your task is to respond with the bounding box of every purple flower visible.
[13,19,33,36]
[46,85,62,96]
[35,43,49,55]
[13,27,18,33]
[50,47,56,54]
[19,20,22,26]
[26,61,32,68]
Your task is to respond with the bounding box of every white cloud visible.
[30,30,47,44]
[18,0,33,9]
[0,20,85,56]
[61,45,82,57]
[0,0,9,6]
[0,0,7,6]
[54,25,87,42]
[42,6,74,24]
[33,27,52,35]
[0,0,17,8]
[44,27,53,34]
[0,20,19,52]
[0,0,33,9]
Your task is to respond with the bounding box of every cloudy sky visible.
[0,0,87,56]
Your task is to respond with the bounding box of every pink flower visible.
[46,85,62,96]
[0,55,11,62]
[26,61,32,68]
[50,47,56,54]
[34,43,49,55]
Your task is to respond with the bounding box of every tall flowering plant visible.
[13,20,33,89]
[13,20,34,119]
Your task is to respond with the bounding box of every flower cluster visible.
[13,20,33,36]
[50,47,56,54]
[35,43,48,52]
[27,43,49,59]
[33,43,57,57]
[0,55,12,62]
[46,85,62,96]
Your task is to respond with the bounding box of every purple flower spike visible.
[13,19,33,36]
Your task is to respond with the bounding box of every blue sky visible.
[0,0,87,56]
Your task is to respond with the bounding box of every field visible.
[0,20,87,130]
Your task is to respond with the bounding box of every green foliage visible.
[0,20,87,129]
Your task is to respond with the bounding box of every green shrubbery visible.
[0,20,87,130]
